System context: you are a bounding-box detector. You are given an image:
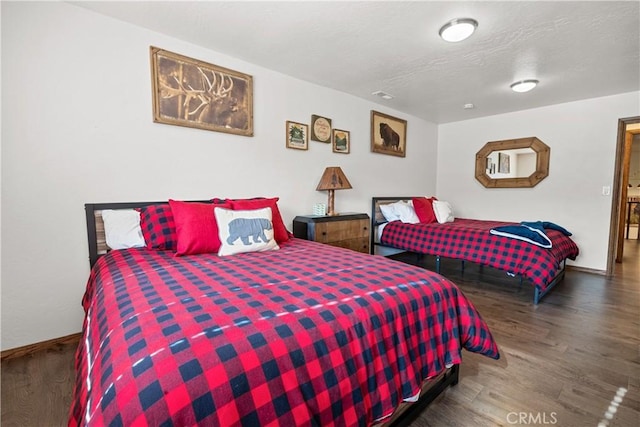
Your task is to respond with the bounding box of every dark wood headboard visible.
[370,196,421,255]
[85,200,210,268]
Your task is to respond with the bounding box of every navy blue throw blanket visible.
[490,221,572,248]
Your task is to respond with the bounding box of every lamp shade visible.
[316,167,352,216]
[316,167,352,191]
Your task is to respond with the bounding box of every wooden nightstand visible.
[293,213,370,254]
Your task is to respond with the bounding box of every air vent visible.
[371,90,394,100]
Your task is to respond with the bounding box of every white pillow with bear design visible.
[214,207,279,256]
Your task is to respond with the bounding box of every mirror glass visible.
[486,148,536,178]
[475,137,550,188]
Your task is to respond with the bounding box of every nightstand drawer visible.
[292,213,371,254]
[329,237,370,253]
[313,219,369,243]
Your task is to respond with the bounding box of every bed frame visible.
[84,201,460,426]
[370,197,568,304]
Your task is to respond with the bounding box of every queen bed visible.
[371,197,580,305]
[69,199,499,426]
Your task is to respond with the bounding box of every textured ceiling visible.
[73,1,640,124]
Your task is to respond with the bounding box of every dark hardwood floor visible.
[1,341,75,426]
[396,239,640,427]
[2,241,638,426]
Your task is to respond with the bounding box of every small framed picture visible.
[286,121,308,150]
[332,129,350,154]
[310,114,332,143]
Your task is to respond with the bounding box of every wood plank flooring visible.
[2,241,638,426]
[395,239,640,427]
[1,342,75,427]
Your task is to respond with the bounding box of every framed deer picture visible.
[150,47,253,136]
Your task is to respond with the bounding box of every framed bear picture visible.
[370,110,407,158]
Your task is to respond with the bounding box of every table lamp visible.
[316,166,352,216]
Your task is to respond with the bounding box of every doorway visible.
[607,116,640,276]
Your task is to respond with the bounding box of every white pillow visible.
[380,203,401,222]
[379,200,419,223]
[215,207,279,256]
[394,200,420,224]
[101,209,145,250]
[433,201,455,223]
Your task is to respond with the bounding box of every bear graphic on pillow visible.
[227,218,273,245]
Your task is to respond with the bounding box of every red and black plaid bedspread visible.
[69,238,499,427]
[380,219,579,291]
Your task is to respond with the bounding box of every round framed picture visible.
[311,114,332,143]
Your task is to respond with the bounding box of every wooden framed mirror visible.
[475,137,550,188]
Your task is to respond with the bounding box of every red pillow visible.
[169,199,231,256]
[412,197,438,224]
[229,197,290,243]
[211,198,230,205]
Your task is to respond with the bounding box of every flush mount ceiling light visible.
[439,18,478,42]
[510,79,539,93]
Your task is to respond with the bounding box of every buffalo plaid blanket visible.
[70,238,499,427]
[380,219,579,292]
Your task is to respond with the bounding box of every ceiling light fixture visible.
[510,79,539,93]
[439,18,478,42]
[372,90,394,100]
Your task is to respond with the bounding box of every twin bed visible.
[371,197,580,305]
[70,200,500,426]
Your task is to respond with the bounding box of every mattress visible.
[379,218,579,291]
[70,238,499,426]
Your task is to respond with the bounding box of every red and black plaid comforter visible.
[380,219,579,291]
[70,238,499,427]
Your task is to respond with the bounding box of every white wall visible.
[0,2,438,350]
[437,92,640,271]
[3,1,637,351]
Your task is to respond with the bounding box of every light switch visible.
[602,186,611,196]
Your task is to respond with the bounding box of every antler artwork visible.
[160,67,235,122]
